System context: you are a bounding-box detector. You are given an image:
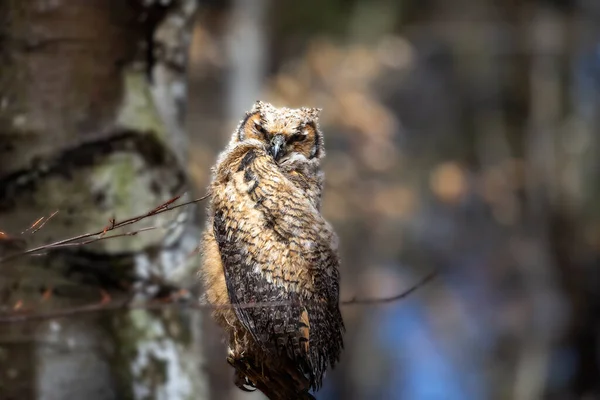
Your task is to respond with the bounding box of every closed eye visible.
[288,133,307,143]
[254,123,268,139]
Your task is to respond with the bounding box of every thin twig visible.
[22,216,45,234]
[341,269,438,305]
[0,270,438,323]
[0,191,438,323]
[0,193,210,264]
[46,226,158,249]
[31,211,59,234]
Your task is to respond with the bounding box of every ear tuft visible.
[303,107,322,121]
[251,100,266,114]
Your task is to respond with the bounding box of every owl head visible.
[232,100,325,163]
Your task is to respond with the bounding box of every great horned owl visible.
[199,101,344,399]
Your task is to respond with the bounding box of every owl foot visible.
[227,349,257,392]
[234,371,256,392]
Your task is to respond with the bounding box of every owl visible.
[199,101,344,399]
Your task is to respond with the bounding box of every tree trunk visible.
[0,1,207,399]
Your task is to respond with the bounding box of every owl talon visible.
[234,370,256,392]
[238,382,256,392]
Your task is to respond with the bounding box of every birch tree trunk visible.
[0,1,207,399]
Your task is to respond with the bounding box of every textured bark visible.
[0,1,206,399]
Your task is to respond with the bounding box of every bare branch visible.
[0,190,438,323]
[46,226,159,250]
[0,193,210,264]
[340,269,438,305]
[0,270,438,323]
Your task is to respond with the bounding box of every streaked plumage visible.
[199,101,344,399]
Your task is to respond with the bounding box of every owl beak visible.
[269,134,286,161]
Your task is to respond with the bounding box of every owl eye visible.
[254,122,268,138]
[289,133,307,143]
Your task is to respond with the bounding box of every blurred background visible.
[2,0,600,399]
